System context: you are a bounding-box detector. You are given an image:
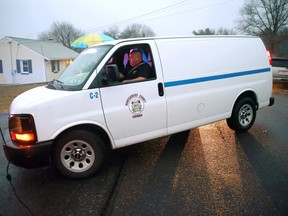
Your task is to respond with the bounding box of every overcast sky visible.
[0,0,245,40]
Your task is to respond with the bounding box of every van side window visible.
[95,44,156,88]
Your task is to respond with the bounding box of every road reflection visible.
[198,124,247,215]
[273,79,288,94]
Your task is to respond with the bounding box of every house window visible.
[51,60,60,73]
[0,60,3,73]
[23,60,29,73]
[16,60,32,74]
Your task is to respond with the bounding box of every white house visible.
[0,36,79,85]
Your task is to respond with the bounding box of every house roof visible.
[1,36,79,60]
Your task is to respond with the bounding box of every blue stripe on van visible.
[164,68,271,88]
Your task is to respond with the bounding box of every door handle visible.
[158,83,164,97]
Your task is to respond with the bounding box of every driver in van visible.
[120,48,152,83]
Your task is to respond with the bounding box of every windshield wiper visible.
[47,79,65,90]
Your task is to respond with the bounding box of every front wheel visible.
[52,130,105,179]
[227,97,256,133]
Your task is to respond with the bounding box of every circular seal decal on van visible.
[125,94,146,118]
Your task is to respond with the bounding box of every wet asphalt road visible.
[0,80,288,216]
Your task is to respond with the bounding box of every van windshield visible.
[48,45,112,91]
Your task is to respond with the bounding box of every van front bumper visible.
[3,140,53,168]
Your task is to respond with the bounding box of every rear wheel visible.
[52,130,105,179]
[227,97,256,133]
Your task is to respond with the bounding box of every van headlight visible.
[9,114,37,147]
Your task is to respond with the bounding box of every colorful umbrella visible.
[71,33,115,49]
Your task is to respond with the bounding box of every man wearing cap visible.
[121,49,152,83]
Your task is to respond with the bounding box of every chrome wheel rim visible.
[60,140,95,172]
[238,104,253,127]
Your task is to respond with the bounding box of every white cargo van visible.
[4,36,274,178]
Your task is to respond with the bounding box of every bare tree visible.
[193,28,216,35]
[276,27,288,56]
[103,26,121,39]
[237,0,288,54]
[193,27,236,35]
[216,27,237,35]
[38,21,84,48]
[119,23,155,39]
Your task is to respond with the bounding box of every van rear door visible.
[99,41,167,148]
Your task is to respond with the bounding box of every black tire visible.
[52,130,105,179]
[226,97,256,133]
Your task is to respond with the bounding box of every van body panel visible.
[99,40,167,148]
[154,37,272,134]
[5,36,274,171]
[9,86,107,144]
[155,37,269,82]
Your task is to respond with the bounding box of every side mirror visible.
[105,64,120,82]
